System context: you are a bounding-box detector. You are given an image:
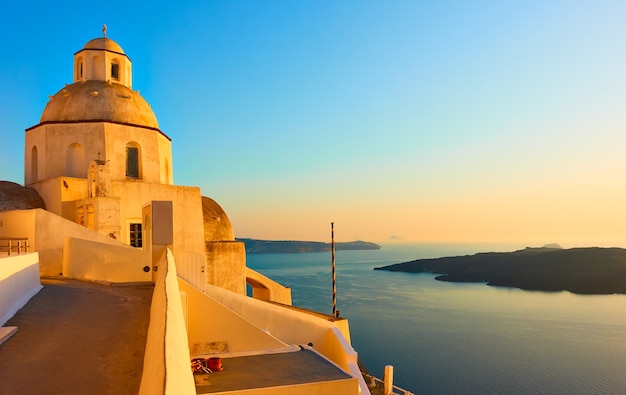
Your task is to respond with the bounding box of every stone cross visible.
[102,24,107,38]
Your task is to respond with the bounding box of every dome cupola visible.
[38,26,159,130]
[73,25,132,88]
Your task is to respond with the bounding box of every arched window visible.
[126,142,141,179]
[31,146,38,182]
[75,56,83,81]
[111,60,120,81]
[66,143,86,178]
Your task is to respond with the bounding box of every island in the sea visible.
[375,245,626,295]
[238,238,381,254]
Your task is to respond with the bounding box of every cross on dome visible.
[102,24,107,38]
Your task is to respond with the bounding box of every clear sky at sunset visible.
[1,1,625,245]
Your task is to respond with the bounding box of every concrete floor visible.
[0,278,153,395]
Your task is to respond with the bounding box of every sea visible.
[246,242,626,394]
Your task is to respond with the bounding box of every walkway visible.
[0,278,153,395]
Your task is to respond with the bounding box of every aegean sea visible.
[247,243,626,394]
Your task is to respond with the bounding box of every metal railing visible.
[0,237,30,256]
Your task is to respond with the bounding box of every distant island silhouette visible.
[238,238,381,254]
[375,246,626,295]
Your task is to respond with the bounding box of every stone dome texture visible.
[0,181,46,211]
[82,37,125,54]
[40,80,159,129]
[202,196,235,241]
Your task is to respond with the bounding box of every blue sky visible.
[1,1,625,245]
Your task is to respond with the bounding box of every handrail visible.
[0,237,29,256]
[363,372,414,395]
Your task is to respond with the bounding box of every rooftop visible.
[194,348,353,393]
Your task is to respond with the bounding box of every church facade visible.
[23,33,249,294]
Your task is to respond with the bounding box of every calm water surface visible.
[247,243,626,394]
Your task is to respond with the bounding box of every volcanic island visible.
[375,245,626,295]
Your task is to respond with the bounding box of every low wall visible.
[0,253,42,326]
[0,209,129,276]
[178,278,294,357]
[203,285,351,366]
[201,284,370,394]
[139,249,195,395]
[324,327,368,394]
[246,267,292,304]
[62,237,151,283]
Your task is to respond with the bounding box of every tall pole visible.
[332,222,337,318]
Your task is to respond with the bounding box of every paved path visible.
[0,278,153,395]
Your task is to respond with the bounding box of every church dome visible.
[40,80,159,129]
[0,181,46,211]
[82,37,125,54]
[202,196,235,241]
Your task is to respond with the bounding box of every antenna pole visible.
[332,222,338,318]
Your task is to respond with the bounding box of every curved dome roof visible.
[0,181,46,211]
[202,196,235,241]
[40,80,159,129]
[82,37,125,54]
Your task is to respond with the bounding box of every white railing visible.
[0,238,29,256]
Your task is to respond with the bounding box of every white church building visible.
[0,30,380,395]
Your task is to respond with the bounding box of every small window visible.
[79,62,83,78]
[129,223,142,248]
[126,146,139,178]
[111,63,119,80]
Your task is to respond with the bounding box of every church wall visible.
[205,241,246,294]
[158,137,173,185]
[26,123,172,187]
[104,124,171,184]
[110,181,205,256]
[24,126,45,185]
[80,49,101,81]
[29,177,88,220]
[77,49,130,85]
[25,123,106,184]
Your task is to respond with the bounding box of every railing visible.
[0,237,29,256]
[363,365,414,395]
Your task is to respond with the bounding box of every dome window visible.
[111,63,119,80]
[75,56,84,81]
